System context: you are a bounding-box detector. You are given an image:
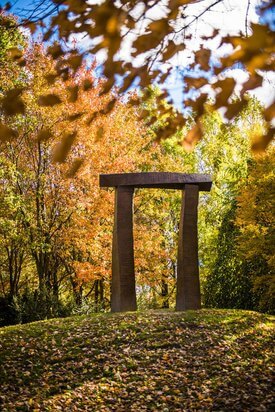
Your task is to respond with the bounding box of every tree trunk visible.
[99,279,104,308]
[161,277,169,308]
[95,280,99,312]
[70,276,83,306]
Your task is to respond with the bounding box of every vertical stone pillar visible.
[176,184,201,311]
[111,186,137,312]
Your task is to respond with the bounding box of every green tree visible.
[204,203,255,310]
[196,99,264,283]
[0,155,28,300]
[202,100,274,313]
[0,13,26,91]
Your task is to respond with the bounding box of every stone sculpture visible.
[100,172,212,312]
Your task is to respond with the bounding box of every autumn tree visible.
[0,46,77,319]
[1,31,184,318]
[236,147,275,313]
[0,37,99,321]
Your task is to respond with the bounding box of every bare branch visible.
[245,0,251,37]
[175,0,224,34]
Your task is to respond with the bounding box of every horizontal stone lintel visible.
[100,172,212,191]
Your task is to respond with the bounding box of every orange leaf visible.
[183,121,203,151]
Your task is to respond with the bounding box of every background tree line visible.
[0,13,274,325]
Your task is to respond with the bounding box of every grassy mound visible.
[0,309,274,411]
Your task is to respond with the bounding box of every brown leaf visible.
[241,73,263,96]
[26,21,36,34]
[37,129,52,142]
[185,93,208,118]
[53,131,77,163]
[133,31,162,56]
[83,79,94,91]
[65,158,84,178]
[162,41,185,61]
[145,115,158,126]
[67,85,79,103]
[194,47,211,71]
[247,52,271,73]
[67,54,83,71]
[66,0,87,13]
[67,112,85,121]
[106,16,120,35]
[38,94,62,107]
[251,128,274,153]
[213,78,236,108]
[235,23,271,52]
[18,59,26,67]
[86,112,99,125]
[148,18,171,35]
[48,43,64,59]
[225,99,248,120]
[201,29,219,41]
[45,73,58,85]
[2,88,25,115]
[95,126,104,142]
[7,47,23,60]
[58,67,70,81]
[184,76,208,90]
[43,29,53,42]
[100,78,115,94]
[0,122,18,141]
[104,99,116,114]
[264,102,275,122]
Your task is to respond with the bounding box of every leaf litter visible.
[0,309,274,411]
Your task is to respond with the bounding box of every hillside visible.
[0,310,274,411]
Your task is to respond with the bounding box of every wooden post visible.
[111,186,137,312]
[176,184,201,310]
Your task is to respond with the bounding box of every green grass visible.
[0,309,274,411]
